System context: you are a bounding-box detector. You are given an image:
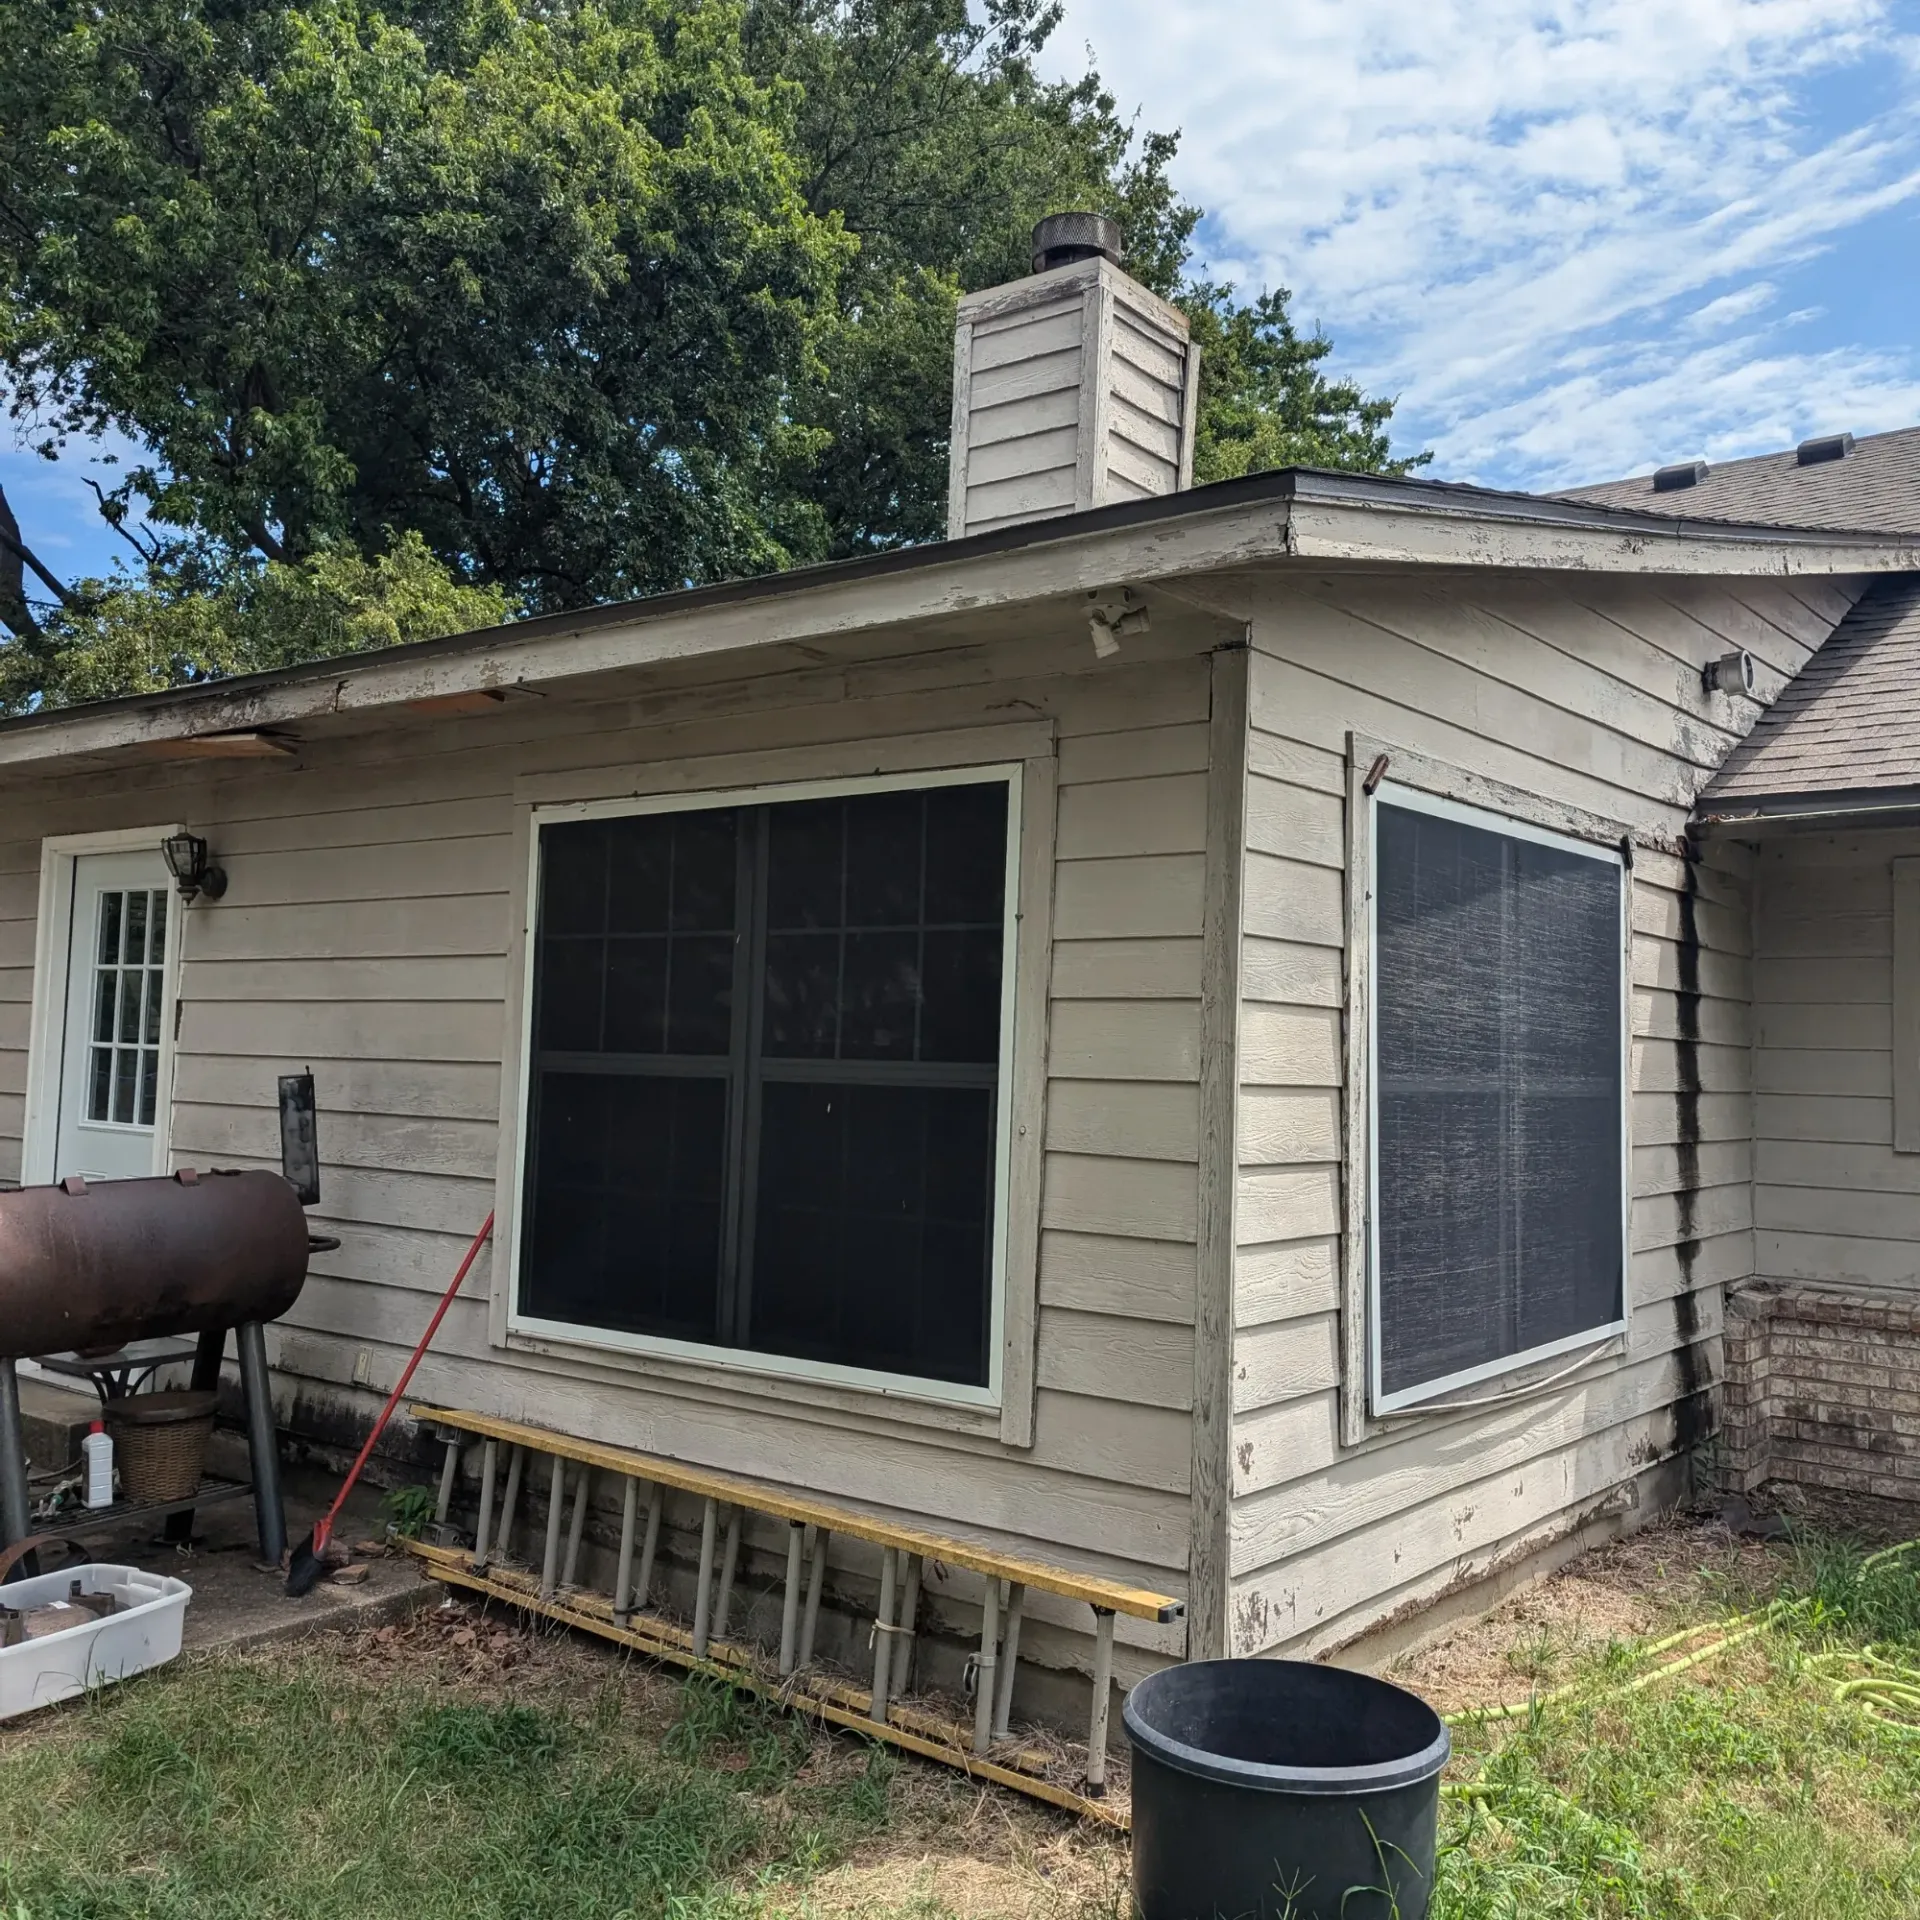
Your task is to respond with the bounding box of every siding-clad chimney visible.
[946,213,1199,540]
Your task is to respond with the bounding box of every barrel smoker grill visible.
[0,1169,312,1564]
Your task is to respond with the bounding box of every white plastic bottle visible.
[83,1419,114,1510]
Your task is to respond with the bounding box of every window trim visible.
[501,761,1030,1416]
[1341,735,1634,1441]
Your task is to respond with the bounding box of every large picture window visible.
[1368,784,1629,1412]
[513,770,1018,1400]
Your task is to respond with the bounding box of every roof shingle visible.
[1704,576,1920,806]
[1563,424,1920,535]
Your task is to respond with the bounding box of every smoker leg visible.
[165,1327,229,1544]
[0,1360,32,1559]
[234,1321,285,1566]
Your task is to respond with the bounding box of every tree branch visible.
[0,480,75,639]
[83,477,164,564]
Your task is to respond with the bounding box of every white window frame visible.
[503,763,1027,1415]
[21,824,187,1188]
[1341,736,1633,1438]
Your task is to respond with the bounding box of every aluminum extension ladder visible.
[407,1405,1185,1824]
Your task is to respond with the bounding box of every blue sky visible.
[8,0,1919,589]
[1041,0,1920,487]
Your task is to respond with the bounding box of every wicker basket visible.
[103,1390,218,1504]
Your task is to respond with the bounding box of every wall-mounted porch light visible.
[161,831,228,903]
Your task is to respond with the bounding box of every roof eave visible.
[4,465,1917,777]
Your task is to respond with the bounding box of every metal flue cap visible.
[1033,211,1122,274]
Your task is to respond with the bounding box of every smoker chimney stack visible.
[947,213,1199,540]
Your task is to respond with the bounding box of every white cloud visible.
[1043,0,1920,486]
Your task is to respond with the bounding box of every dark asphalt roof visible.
[1561,424,1920,534]
[1703,575,1920,810]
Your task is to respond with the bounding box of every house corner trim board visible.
[1189,642,1249,1659]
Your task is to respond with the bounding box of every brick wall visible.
[1723,1284,1920,1503]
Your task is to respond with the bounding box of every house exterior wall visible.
[1726,824,1920,1504]
[1751,826,1920,1298]
[0,626,1230,1692]
[1223,569,1863,1659]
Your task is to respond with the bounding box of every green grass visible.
[0,1660,901,1920]
[1,1533,1916,1919]
[1432,1536,1920,1919]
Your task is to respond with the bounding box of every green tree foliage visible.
[1,0,850,606]
[0,530,513,713]
[0,0,1423,705]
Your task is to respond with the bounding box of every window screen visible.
[519,778,1010,1390]
[1371,793,1625,1407]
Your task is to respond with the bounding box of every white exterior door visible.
[52,851,176,1182]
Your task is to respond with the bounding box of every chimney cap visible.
[1032,211,1122,275]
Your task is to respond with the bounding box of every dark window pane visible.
[839,932,920,1059]
[147,892,167,965]
[844,790,923,927]
[98,893,122,966]
[667,810,739,933]
[125,890,148,965]
[519,1072,727,1344]
[603,815,673,936]
[142,970,162,1047]
[602,938,668,1055]
[924,784,1008,925]
[919,930,1003,1063]
[1374,802,1623,1401]
[112,1049,137,1124]
[748,1082,993,1385]
[92,971,116,1044]
[541,822,610,937]
[535,938,605,1052]
[88,1047,112,1122]
[763,932,841,1057]
[666,934,735,1055]
[760,782,1010,1065]
[139,1050,159,1128]
[766,799,843,930]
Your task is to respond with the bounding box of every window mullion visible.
[718,815,761,1346]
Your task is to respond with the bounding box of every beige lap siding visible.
[1223,570,1850,1658]
[0,633,1220,1680]
[1752,827,1920,1295]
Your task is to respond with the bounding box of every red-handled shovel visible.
[285,1212,494,1597]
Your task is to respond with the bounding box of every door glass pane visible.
[148,892,167,964]
[139,1051,160,1128]
[88,1047,113,1123]
[92,971,117,1044]
[111,1049,137,1124]
[117,969,143,1044]
[124,890,148,965]
[98,893,122,966]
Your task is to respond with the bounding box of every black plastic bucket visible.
[1124,1659,1450,1920]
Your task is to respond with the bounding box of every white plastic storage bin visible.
[0,1563,191,1720]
